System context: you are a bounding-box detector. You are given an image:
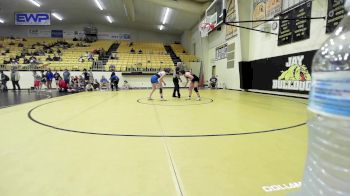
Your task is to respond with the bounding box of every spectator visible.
[78,75,85,90]
[46,55,53,61]
[18,43,24,47]
[63,69,70,84]
[23,58,30,64]
[10,68,20,90]
[88,53,94,61]
[82,69,89,83]
[210,75,218,89]
[78,56,85,62]
[0,71,9,91]
[122,80,129,89]
[33,71,42,91]
[138,49,143,54]
[130,48,135,54]
[85,83,93,91]
[54,71,61,89]
[110,72,119,91]
[58,77,68,92]
[53,54,61,61]
[46,69,54,90]
[73,37,78,41]
[57,48,62,55]
[88,70,94,84]
[41,70,47,89]
[93,79,100,90]
[100,75,109,90]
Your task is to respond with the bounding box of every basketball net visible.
[199,22,215,37]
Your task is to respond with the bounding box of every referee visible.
[172,65,182,98]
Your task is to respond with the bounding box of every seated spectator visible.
[23,58,30,64]
[109,64,116,71]
[138,49,143,54]
[88,53,94,61]
[130,48,135,54]
[18,43,24,47]
[93,79,100,90]
[100,76,109,90]
[57,48,62,55]
[182,50,186,53]
[122,80,130,89]
[53,54,61,61]
[210,75,218,89]
[85,83,93,91]
[46,55,53,61]
[5,49,10,53]
[78,56,85,62]
[128,42,133,47]
[47,48,53,54]
[0,71,9,92]
[73,37,78,41]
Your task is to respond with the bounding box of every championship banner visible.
[15,13,51,26]
[266,0,282,19]
[249,50,316,94]
[278,2,312,46]
[226,0,238,40]
[326,0,346,33]
[252,0,266,27]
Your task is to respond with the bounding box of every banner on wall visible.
[278,1,312,46]
[28,29,51,37]
[252,0,266,27]
[326,0,346,33]
[97,32,131,40]
[226,0,238,40]
[15,13,51,26]
[250,50,316,94]
[51,30,63,38]
[266,0,282,19]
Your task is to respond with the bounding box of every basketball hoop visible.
[199,22,215,37]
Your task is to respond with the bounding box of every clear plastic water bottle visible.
[292,1,350,195]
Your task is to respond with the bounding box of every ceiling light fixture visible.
[0,19,4,24]
[159,25,165,31]
[28,0,41,7]
[124,4,128,17]
[94,0,104,10]
[52,13,63,21]
[106,16,113,23]
[162,8,171,25]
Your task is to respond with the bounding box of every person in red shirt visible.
[58,76,68,92]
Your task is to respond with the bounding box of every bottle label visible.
[309,71,350,119]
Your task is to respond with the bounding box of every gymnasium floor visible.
[0,89,308,196]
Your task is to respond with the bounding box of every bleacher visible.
[0,38,115,71]
[0,38,199,72]
[170,44,198,62]
[105,41,173,72]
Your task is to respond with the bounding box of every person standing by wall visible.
[10,68,20,90]
[110,71,119,91]
[46,68,54,90]
[63,69,70,85]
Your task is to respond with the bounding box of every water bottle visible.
[291,1,350,195]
